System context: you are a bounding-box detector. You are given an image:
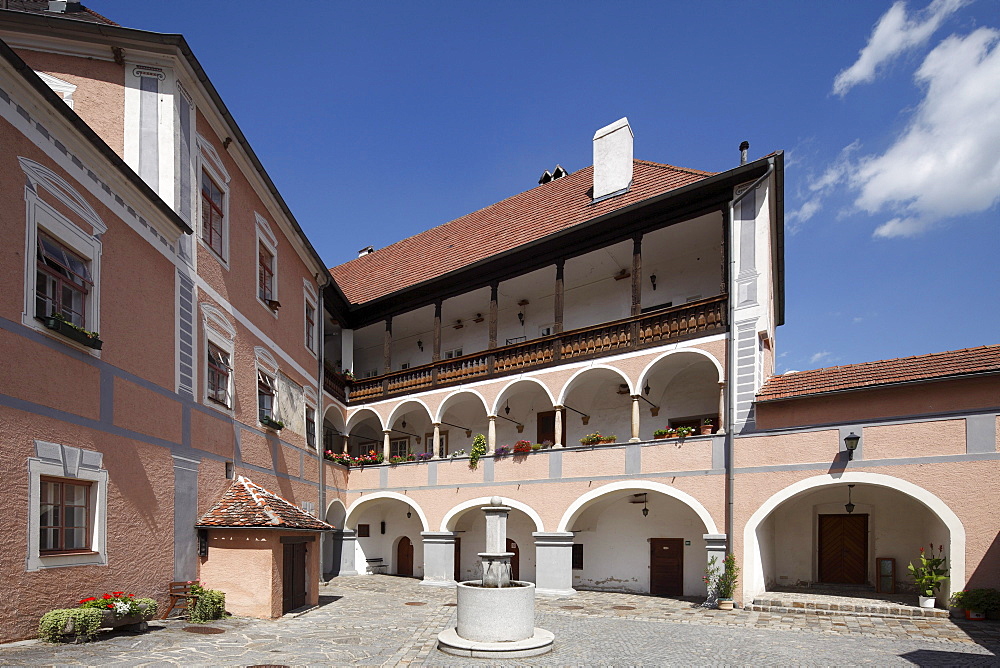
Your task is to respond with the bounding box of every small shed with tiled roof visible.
[195,476,334,619]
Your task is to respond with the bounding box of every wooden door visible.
[282,542,307,613]
[537,410,566,445]
[397,536,414,577]
[818,514,868,584]
[506,538,520,581]
[453,537,461,582]
[650,538,684,596]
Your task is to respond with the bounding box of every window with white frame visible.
[444,347,463,359]
[28,440,108,571]
[305,406,316,448]
[40,477,91,552]
[258,243,275,302]
[201,303,236,413]
[255,213,279,314]
[305,302,316,352]
[201,169,225,258]
[207,342,231,407]
[35,232,92,327]
[303,280,319,355]
[258,370,276,422]
[19,157,104,346]
[390,437,409,458]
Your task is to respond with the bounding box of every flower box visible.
[41,316,102,350]
[260,415,284,430]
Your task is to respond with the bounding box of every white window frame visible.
[304,387,318,450]
[443,347,463,360]
[303,278,319,357]
[255,346,281,426]
[196,135,231,268]
[255,213,279,318]
[27,441,108,571]
[201,303,236,415]
[19,157,104,353]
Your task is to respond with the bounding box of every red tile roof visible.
[2,1,118,25]
[329,160,714,305]
[196,476,334,531]
[757,345,1000,402]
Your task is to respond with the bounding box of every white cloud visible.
[787,142,860,232]
[833,0,967,96]
[852,27,1000,237]
[809,351,833,365]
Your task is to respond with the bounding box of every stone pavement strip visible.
[0,575,996,666]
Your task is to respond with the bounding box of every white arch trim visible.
[435,389,490,423]
[741,472,966,602]
[440,496,545,533]
[386,398,434,427]
[346,407,385,433]
[325,499,347,526]
[556,364,634,405]
[345,492,430,532]
[636,347,724,391]
[491,378,556,415]
[556,480,719,534]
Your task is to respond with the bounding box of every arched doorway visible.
[742,473,966,602]
[344,493,429,578]
[507,538,520,581]
[396,536,414,577]
[558,481,718,596]
[323,500,347,577]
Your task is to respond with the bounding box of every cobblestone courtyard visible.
[1,576,998,666]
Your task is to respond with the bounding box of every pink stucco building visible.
[0,1,996,644]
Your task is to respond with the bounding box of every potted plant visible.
[342,369,356,382]
[653,429,669,439]
[675,426,695,438]
[40,591,159,642]
[40,313,103,350]
[388,454,405,465]
[468,434,487,469]
[599,435,617,444]
[494,445,512,457]
[950,588,1000,620]
[704,554,740,610]
[908,544,948,608]
[700,418,715,436]
[416,452,433,461]
[580,433,602,446]
[540,440,553,449]
[530,443,542,451]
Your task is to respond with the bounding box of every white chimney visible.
[592,117,633,200]
[358,246,374,258]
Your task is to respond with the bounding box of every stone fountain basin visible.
[456,580,535,642]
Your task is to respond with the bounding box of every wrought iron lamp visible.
[845,484,856,514]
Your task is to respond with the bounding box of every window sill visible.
[199,239,230,271]
[40,549,98,557]
[256,296,280,319]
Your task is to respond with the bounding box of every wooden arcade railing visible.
[325,295,726,405]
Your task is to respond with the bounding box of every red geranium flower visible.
[113,591,123,596]
[103,594,113,599]
[79,597,96,603]
[106,604,113,608]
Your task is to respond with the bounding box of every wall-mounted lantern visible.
[649,274,657,290]
[844,432,860,460]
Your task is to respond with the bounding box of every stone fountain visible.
[437,496,554,658]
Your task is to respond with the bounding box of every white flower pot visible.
[918,595,936,608]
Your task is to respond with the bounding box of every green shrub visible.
[189,589,226,622]
[950,588,1000,612]
[38,608,103,643]
[134,598,158,619]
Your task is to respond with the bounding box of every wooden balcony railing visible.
[324,295,726,405]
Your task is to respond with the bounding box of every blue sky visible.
[102,1,999,372]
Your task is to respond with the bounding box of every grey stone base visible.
[437,627,554,658]
[536,587,576,597]
[419,579,457,588]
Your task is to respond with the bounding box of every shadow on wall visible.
[968,530,1000,590]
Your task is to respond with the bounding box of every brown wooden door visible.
[818,514,868,584]
[650,538,684,596]
[506,538,520,581]
[282,542,307,613]
[536,410,566,445]
[453,537,461,582]
[397,536,414,577]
